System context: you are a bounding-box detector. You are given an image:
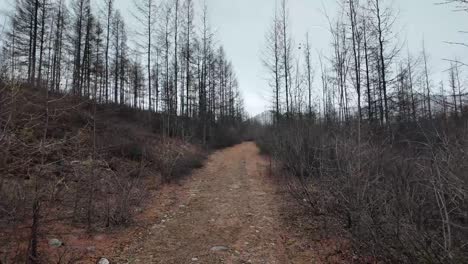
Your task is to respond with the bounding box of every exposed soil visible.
[106,142,352,264]
[6,142,353,263]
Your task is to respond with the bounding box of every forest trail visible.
[109,142,350,264]
[110,142,348,264]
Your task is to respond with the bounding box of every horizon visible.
[0,0,467,116]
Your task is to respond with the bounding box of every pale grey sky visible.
[201,0,468,116]
[1,0,467,116]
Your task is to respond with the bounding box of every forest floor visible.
[20,142,354,263]
[102,142,353,264]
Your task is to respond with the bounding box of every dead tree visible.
[422,39,432,120]
[262,7,282,123]
[347,0,363,121]
[174,0,180,117]
[280,0,292,118]
[304,32,314,118]
[133,0,157,111]
[182,0,194,117]
[112,11,122,104]
[104,0,113,103]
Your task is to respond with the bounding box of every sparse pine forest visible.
[0,0,467,263]
[254,0,468,262]
[0,0,245,262]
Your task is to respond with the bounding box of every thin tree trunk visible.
[31,0,40,85]
[364,21,372,122]
[37,0,47,86]
[105,0,113,103]
[422,41,432,120]
[376,0,389,124]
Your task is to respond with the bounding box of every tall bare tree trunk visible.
[37,0,47,86]
[376,0,389,124]
[105,0,113,103]
[281,0,290,118]
[349,0,361,121]
[31,0,40,85]
[364,20,372,122]
[422,40,432,120]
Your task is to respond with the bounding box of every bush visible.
[154,141,206,183]
[209,124,243,149]
[170,151,205,179]
[258,118,468,263]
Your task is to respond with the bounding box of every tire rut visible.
[113,142,301,264]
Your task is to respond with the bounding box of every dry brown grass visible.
[0,83,207,262]
[257,118,468,263]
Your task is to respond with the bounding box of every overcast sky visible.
[1,0,467,116]
[200,0,468,116]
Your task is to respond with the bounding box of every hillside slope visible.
[0,85,207,262]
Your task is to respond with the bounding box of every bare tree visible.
[368,0,396,124]
[182,0,194,117]
[422,39,433,119]
[174,0,180,117]
[449,62,459,115]
[133,0,157,111]
[280,0,292,118]
[199,2,210,144]
[50,0,67,92]
[454,60,464,114]
[304,32,314,117]
[30,0,40,84]
[263,6,282,123]
[104,0,113,103]
[347,0,363,121]
[71,0,90,96]
[112,11,123,104]
[36,0,49,86]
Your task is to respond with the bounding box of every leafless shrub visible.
[259,118,468,263]
[155,140,206,183]
[48,247,83,264]
[67,157,147,228]
[106,161,147,226]
[209,125,244,149]
[0,178,27,222]
[0,241,26,264]
[0,85,207,261]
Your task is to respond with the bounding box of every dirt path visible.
[111,142,349,264]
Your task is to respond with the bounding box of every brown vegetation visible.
[256,117,468,263]
[256,0,468,263]
[0,0,246,261]
[0,84,212,262]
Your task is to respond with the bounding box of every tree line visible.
[0,1,245,261]
[258,0,468,262]
[0,0,245,143]
[263,0,465,125]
